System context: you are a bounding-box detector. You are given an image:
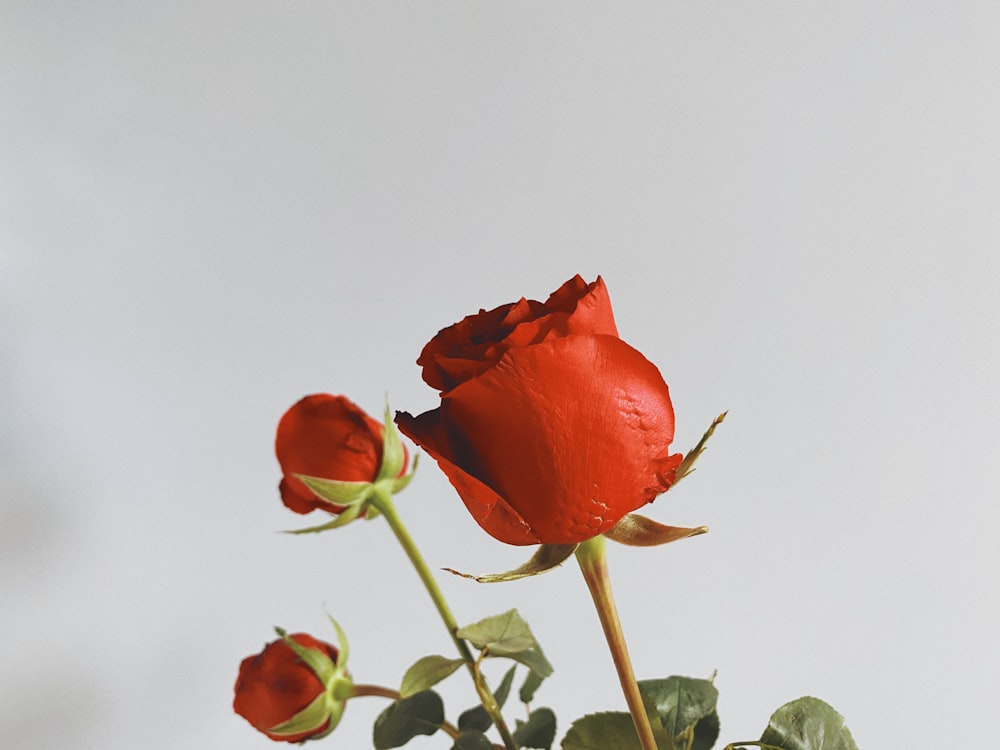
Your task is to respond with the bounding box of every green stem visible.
[373,489,517,750]
[576,536,658,750]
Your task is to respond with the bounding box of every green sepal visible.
[456,609,553,678]
[513,707,557,749]
[266,690,337,739]
[399,655,465,698]
[265,626,351,741]
[604,514,708,547]
[297,474,375,506]
[284,501,366,534]
[443,543,577,583]
[639,675,720,750]
[384,453,419,494]
[377,403,407,482]
[274,626,338,685]
[372,690,445,750]
[452,730,493,750]
[756,696,858,750]
[327,615,351,672]
[674,412,727,485]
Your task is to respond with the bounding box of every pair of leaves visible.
[454,665,556,748]
[563,676,719,750]
[400,610,553,699]
[452,712,556,750]
[726,697,858,750]
[564,681,856,750]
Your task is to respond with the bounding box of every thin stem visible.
[575,536,658,750]
[373,489,517,750]
[349,684,404,700]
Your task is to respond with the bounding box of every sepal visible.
[266,691,337,740]
[443,543,577,583]
[284,502,366,534]
[674,411,727,485]
[604,514,708,547]
[267,621,354,740]
[275,626,338,685]
[297,474,375,506]
[377,403,408,482]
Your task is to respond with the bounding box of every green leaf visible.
[453,730,494,750]
[688,710,720,750]
[456,609,553,678]
[297,474,374,505]
[372,691,444,750]
[758,697,858,750]
[639,676,719,750]
[520,669,544,705]
[458,705,492,733]
[457,664,518,732]
[561,712,641,750]
[444,543,577,583]
[493,664,517,708]
[399,655,465,698]
[514,707,557,749]
[603,514,708,547]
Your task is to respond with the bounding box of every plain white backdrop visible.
[2,3,998,748]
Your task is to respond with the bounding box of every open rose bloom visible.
[397,275,683,545]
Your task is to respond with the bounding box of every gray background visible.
[3,3,998,748]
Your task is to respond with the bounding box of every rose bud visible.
[396,275,683,546]
[276,394,410,516]
[233,631,351,743]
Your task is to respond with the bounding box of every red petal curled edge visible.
[396,408,541,545]
[399,334,681,545]
[418,276,620,393]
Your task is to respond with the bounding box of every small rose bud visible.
[233,632,350,743]
[276,394,410,515]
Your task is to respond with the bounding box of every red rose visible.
[396,275,683,546]
[233,633,343,743]
[276,394,407,514]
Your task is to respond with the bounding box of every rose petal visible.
[396,409,540,545]
[401,334,679,545]
[417,276,618,393]
[233,634,339,742]
[275,394,385,514]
